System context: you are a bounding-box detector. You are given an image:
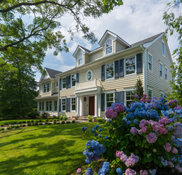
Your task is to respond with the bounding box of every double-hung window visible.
[106,63,114,79]
[49,101,52,111]
[71,74,76,87]
[160,64,163,78]
[39,102,41,111]
[43,84,46,93]
[126,91,135,106]
[41,102,44,111]
[46,102,49,111]
[148,54,152,71]
[71,98,76,111]
[125,57,136,75]
[165,67,168,80]
[62,78,66,89]
[62,99,66,111]
[106,93,114,108]
[78,52,82,66]
[105,39,112,54]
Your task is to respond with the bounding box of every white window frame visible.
[78,52,83,66]
[105,92,115,109]
[62,77,66,89]
[148,53,152,72]
[105,38,113,55]
[105,62,114,80]
[125,89,135,107]
[165,67,168,80]
[71,74,76,87]
[162,41,165,55]
[70,97,76,112]
[125,56,136,76]
[159,63,163,79]
[62,98,66,112]
[86,70,93,81]
[55,81,58,89]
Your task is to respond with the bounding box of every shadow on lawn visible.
[0,123,94,175]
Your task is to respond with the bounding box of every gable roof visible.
[131,32,164,47]
[73,45,91,57]
[99,30,131,47]
[45,67,62,78]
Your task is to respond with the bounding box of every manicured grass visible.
[0,123,97,175]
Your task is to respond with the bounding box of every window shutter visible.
[66,76,71,89]
[101,65,105,81]
[115,92,120,103]
[136,53,143,74]
[76,73,79,83]
[119,59,124,77]
[66,98,70,112]
[101,93,105,111]
[114,60,119,79]
[120,91,125,104]
[59,78,62,90]
[59,99,62,112]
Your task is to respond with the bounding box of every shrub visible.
[88,115,93,122]
[27,110,39,119]
[59,115,64,120]
[61,121,65,124]
[66,121,71,124]
[63,116,68,121]
[41,112,50,118]
[79,96,182,175]
[72,120,75,123]
[96,117,104,123]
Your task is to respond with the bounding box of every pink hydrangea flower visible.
[139,119,148,128]
[114,103,125,112]
[140,126,147,133]
[125,153,139,167]
[158,127,168,135]
[140,170,148,175]
[116,151,123,158]
[172,147,178,154]
[125,168,136,175]
[120,153,127,162]
[130,127,138,135]
[163,142,171,152]
[159,116,171,125]
[77,168,82,174]
[175,164,182,173]
[146,132,157,143]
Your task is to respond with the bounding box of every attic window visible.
[78,52,83,65]
[105,39,112,54]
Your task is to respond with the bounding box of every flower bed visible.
[78,96,182,175]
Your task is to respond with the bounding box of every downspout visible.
[140,45,147,94]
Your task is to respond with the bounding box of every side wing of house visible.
[145,35,173,98]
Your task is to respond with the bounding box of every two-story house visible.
[36,30,173,118]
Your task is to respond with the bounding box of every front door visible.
[89,96,95,115]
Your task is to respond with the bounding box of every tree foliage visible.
[163,0,182,105]
[135,78,144,99]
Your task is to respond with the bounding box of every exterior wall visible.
[89,49,103,62]
[116,40,127,53]
[146,38,172,98]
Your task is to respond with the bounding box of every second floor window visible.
[106,39,112,54]
[71,74,76,87]
[106,93,114,108]
[125,57,136,75]
[106,63,114,79]
[148,54,152,71]
[165,68,168,80]
[62,78,66,89]
[43,83,50,93]
[160,64,163,78]
[62,99,66,111]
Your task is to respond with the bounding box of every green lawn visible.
[0,123,97,175]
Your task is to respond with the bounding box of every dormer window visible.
[105,39,112,54]
[78,52,83,66]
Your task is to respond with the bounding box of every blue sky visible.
[35,0,181,81]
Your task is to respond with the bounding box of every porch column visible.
[94,94,98,117]
[80,97,83,116]
[76,96,80,116]
[98,94,101,117]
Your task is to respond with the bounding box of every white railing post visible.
[94,93,98,117]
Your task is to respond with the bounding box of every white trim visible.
[105,38,113,55]
[71,74,76,87]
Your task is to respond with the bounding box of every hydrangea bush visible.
[79,95,182,175]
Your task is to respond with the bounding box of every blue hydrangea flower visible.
[116,168,123,175]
